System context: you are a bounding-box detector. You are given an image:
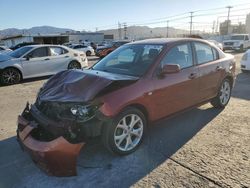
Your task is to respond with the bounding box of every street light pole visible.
[190,12,194,35]
[167,20,169,37]
[226,6,233,35]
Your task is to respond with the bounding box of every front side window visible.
[50,47,67,56]
[161,43,193,69]
[194,42,214,64]
[92,44,163,76]
[28,47,48,58]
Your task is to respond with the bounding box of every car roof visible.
[129,38,209,45]
[24,44,65,48]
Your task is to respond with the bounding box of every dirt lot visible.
[0,54,249,188]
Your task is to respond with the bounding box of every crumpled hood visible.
[38,69,138,102]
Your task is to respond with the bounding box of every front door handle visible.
[44,58,50,61]
[189,73,197,79]
[216,66,223,71]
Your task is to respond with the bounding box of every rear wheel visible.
[102,107,146,155]
[211,79,232,108]
[86,51,91,56]
[68,61,81,69]
[0,68,21,85]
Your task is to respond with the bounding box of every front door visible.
[149,42,200,120]
[22,47,52,78]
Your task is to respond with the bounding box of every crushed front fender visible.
[17,115,84,177]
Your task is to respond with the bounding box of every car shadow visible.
[0,105,222,188]
[0,75,51,87]
[231,72,250,101]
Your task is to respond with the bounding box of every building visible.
[220,20,246,35]
[246,13,250,34]
[68,32,108,44]
[1,34,69,48]
[1,32,114,48]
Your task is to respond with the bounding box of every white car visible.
[0,45,88,85]
[70,44,95,56]
[0,46,12,54]
[223,34,250,52]
[241,49,250,73]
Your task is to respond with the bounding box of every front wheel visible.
[102,107,146,155]
[0,68,21,85]
[211,79,232,108]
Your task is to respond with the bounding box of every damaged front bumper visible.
[16,105,85,177]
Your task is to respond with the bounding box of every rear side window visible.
[194,43,214,64]
[161,43,193,69]
[212,48,219,60]
[29,47,48,58]
[50,47,67,56]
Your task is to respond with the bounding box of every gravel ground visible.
[0,53,249,188]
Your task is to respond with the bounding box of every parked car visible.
[240,49,250,72]
[96,40,130,57]
[208,40,223,50]
[70,44,95,56]
[10,42,39,50]
[17,38,235,176]
[223,34,250,52]
[0,46,12,54]
[0,45,88,85]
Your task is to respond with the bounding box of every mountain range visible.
[0,25,196,40]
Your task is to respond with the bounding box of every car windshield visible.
[231,35,245,40]
[92,44,163,77]
[9,46,33,58]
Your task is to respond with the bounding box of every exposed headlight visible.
[70,104,100,122]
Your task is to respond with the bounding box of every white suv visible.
[223,34,250,52]
[0,45,88,85]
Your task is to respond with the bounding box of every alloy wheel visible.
[1,68,21,85]
[219,81,231,105]
[114,114,143,152]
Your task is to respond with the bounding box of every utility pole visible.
[166,20,169,37]
[123,22,127,39]
[118,22,122,40]
[189,12,194,35]
[226,6,233,35]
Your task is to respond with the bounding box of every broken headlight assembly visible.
[70,104,101,122]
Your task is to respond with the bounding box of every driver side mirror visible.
[161,64,181,75]
[25,54,32,61]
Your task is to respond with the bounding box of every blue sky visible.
[0,0,250,31]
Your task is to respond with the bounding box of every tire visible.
[102,107,146,155]
[86,51,91,56]
[210,79,232,108]
[68,61,81,69]
[240,45,244,52]
[0,68,22,85]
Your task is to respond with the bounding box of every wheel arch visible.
[121,103,150,124]
[1,66,23,80]
[224,75,234,88]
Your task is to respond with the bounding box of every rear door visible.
[150,42,200,120]
[22,47,52,78]
[48,46,70,74]
[193,42,223,102]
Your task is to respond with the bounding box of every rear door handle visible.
[44,58,50,61]
[189,73,197,79]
